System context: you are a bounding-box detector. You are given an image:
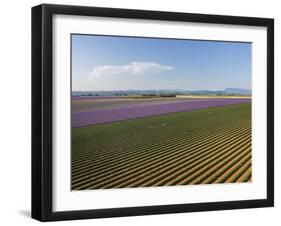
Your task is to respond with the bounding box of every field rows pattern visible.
[72,98,250,127]
[72,110,251,190]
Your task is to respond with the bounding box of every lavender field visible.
[71,96,250,127]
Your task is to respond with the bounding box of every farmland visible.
[72,96,250,127]
[71,96,251,190]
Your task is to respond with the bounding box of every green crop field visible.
[72,103,251,190]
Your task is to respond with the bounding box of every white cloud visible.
[84,61,175,90]
[89,61,174,80]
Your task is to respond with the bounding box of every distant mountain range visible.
[188,88,251,96]
[72,88,251,97]
[223,88,251,95]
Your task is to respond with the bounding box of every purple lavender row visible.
[73,98,206,113]
[72,96,122,100]
[72,98,250,128]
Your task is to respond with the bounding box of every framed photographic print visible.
[32,4,274,221]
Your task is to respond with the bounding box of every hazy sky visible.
[72,34,251,91]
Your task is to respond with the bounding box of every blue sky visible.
[72,34,251,91]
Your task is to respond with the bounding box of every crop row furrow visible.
[189,147,251,184]
[72,122,250,179]
[225,159,252,183]
[72,120,250,166]
[236,162,252,183]
[72,124,235,170]
[72,126,249,190]
[114,132,251,189]
[72,125,249,188]
[147,135,251,187]
[211,150,251,183]
[72,118,250,160]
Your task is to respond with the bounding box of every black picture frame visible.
[32,4,274,222]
